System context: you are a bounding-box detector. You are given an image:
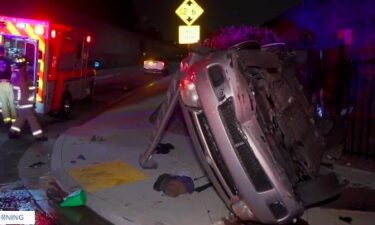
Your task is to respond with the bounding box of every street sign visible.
[175,0,204,26]
[179,25,200,44]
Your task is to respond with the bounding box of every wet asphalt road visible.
[0,68,169,225]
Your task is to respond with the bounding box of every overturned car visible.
[178,41,342,224]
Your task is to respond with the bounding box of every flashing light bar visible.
[34,25,44,35]
[16,22,26,29]
[51,29,56,38]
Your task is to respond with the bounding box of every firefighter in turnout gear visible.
[8,56,47,141]
[0,45,16,124]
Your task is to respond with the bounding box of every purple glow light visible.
[283,0,375,49]
[202,25,280,50]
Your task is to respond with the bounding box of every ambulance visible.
[0,15,95,117]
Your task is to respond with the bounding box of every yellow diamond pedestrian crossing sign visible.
[175,0,204,25]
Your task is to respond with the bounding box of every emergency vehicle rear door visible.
[24,38,38,103]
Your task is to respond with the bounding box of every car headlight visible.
[179,71,201,108]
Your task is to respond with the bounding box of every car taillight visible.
[144,60,164,69]
[180,71,200,107]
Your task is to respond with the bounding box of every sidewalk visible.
[49,77,230,225]
[28,76,375,225]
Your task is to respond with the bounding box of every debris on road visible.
[153,173,194,197]
[155,143,175,154]
[90,135,105,142]
[339,216,353,224]
[60,189,87,207]
[28,161,46,168]
[46,187,66,205]
[195,183,213,192]
[77,154,87,160]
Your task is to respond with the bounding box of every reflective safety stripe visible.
[32,129,43,136]
[3,117,12,122]
[10,126,21,132]
[28,96,35,101]
[18,104,34,109]
[28,86,36,90]
[13,86,21,100]
[11,118,16,123]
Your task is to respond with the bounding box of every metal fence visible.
[304,47,375,158]
[345,60,375,158]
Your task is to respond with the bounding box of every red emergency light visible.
[338,29,353,45]
[86,35,91,43]
[51,29,56,38]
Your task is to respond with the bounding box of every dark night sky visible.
[50,0,140,29]
[1,0,300,42]
[0,0,140,29]
[53,0,301,42]
[133,0,301,42]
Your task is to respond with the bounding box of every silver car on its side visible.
[179,41,340,224]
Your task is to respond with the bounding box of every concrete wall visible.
[88,24,184,70]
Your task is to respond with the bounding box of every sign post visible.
[139,0,204,169]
